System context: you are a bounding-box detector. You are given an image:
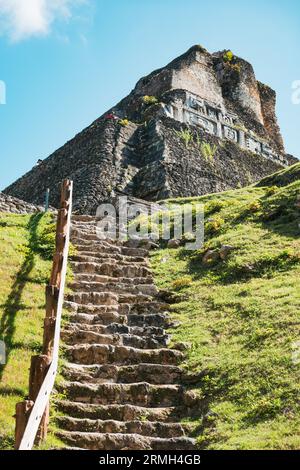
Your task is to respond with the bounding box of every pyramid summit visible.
[4,45,297,213]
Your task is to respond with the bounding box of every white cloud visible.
[0,0,85,42]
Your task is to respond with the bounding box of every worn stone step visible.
[68,289,155,307]
[56,417,188,438]
[66,291,119,306]
[71,255,149,268]
[64,301,118,315]
[72,273,153,285]
[66,344,183,366]
[71,261,151,278]
[69,281,158,298]
[68,311,125,326]
[72,236,121,248]
[62,328,169,349]
[118,301,169,315]
[66,306,173,329]
[65,298,170,318]
[74,243,122,256]
[121,247,149,257]
[56,401,185,422]
[64,322,165,338]
[56,431,196,450]
[72,252,147,264]
[72,215,97,222]
[59,382,188,407]
[62,363,181,385]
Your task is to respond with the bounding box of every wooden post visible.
[14,179,73,450]
[15,401,34,450]
[43,285,59,357]
[29,355,51,444]
[29,355,51,401]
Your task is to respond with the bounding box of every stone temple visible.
[4,45,297,213]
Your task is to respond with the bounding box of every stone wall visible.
[131,117,285,201]
[0,193,43,214]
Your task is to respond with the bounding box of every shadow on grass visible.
[0,434,15,450]
[0,213,44,381]
[0,385,24,396]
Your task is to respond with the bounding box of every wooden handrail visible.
[15,179,73,450]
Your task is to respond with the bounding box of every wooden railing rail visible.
[15,179,73,450]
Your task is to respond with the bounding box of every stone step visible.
[72,273,153,285]
[73,242,122,255]
[56,431,196,451]
[121,247,149,257]
[59,382,187,407]
[56,401,185,422]
[56,417,188,438]
[118,301,169,315]
[72,215,97,223]
[68,312,125,326]
[65,298,169,317]
[70,261,151,278]
[69,281,158,298]
[71,254,149,267]
[67,290,156,306]
[72,252,147,264]
[67,308,173,329]
[65,301,119,316]
[62,328,170,349]
[71,236,121,247]
[66,291,119,306]
[66,344,183,366]
[62,363,181,385]
[64,322,166,337]
[73,243,149,258]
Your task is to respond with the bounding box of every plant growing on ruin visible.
[143,95,158,106]
[175,129,193,148]
[223,50,234,62]
[118,118,129,127]
[200,141,217,161]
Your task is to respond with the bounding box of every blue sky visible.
[0,0,299,190]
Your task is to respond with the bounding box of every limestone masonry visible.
[4,45,297,214]
[0,192,42,214]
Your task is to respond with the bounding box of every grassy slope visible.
[151,167,300,449]
[0,212,55,449]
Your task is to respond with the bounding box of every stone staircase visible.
[54,215,198,450]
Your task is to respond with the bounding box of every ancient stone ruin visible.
[0,192,43,214]
[4,45,297,214]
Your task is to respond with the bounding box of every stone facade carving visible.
[162,91,289,167]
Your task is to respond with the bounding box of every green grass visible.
[0,212,55,450]
[151,167,300,449]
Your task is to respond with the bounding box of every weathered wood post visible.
[14,179,73,449]
[29,355,51,443]
[14,401,34,450]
